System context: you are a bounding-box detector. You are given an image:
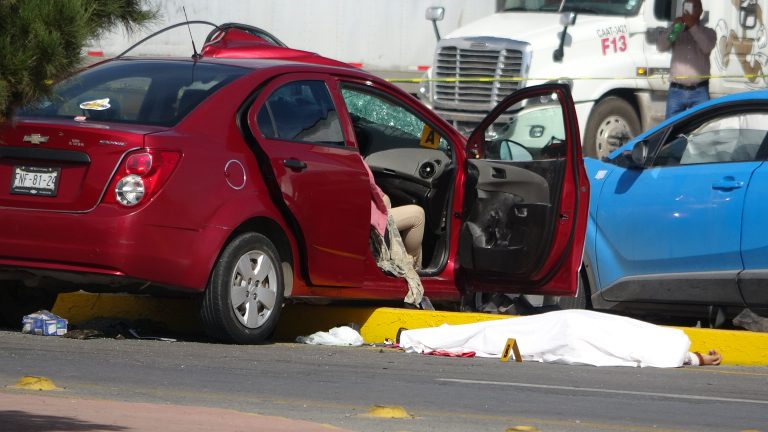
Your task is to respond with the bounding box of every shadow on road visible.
[0,410,127,432]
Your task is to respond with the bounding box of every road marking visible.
[12,376,61,391]
[437,378,768,405]
[360,405,414,419]
[683,368,768,377]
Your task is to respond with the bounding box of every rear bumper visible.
[0,205,229,293]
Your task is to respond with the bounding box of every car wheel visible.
[553,270,589,310]
[201,233,285,344]
[583,97,640,159]
[0,283,59,328]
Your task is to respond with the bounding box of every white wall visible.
[89,0,496,72]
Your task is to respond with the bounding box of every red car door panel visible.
[460,84,588,296]
[246,74,370,287]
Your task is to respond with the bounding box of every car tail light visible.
[103,150,181,207]
[126,153,153,176]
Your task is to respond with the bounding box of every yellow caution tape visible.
[386,74,768,83]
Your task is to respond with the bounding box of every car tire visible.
[553,270,589,310]
[583,97,640,159]
[201,233,285,344]
[0,283,59,328]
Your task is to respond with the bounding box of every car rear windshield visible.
[19,60,249,127]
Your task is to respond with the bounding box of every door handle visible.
[712,178,744,191]
[283,159,307,171]
[491,167,506,179]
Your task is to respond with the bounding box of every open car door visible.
[458,84,588,296]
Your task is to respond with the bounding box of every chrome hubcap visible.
[595,115,632,159]
[229,250,278,329]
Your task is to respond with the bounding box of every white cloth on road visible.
[296,326,364,346]
[399,310,691,368]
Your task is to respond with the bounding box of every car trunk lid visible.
[0,119,168,212]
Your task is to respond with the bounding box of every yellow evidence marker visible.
[500,338,523,362]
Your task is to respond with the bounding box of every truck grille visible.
[434,43,525,107]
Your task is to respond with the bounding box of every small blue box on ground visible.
[21,310,68,336]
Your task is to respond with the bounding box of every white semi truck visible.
[419,0,768,158]
[84,0,496,94]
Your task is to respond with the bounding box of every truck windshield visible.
[499,0,642,16]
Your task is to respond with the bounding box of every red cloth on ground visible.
[424,350,476,358]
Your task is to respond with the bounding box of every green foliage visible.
[0,0,156,121]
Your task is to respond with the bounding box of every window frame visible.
[649,105,768,168]
[335,80,455,160]
[254,79,346,147]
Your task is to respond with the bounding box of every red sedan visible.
[0,24,588,343]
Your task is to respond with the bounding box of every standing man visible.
[657,0,717,119]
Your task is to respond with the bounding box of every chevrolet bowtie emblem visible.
[23,134,49,145]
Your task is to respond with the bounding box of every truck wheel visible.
[0,284,58,328]
[201,233,284,344]
[584,97,640,159]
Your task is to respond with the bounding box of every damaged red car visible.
[0,23,588,343]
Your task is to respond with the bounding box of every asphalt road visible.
[0,329,766,432]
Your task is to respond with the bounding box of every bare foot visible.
[700,349,722,366]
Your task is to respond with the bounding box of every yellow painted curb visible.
[13,376,60,391]
[276,305,507,342]
[51,293,768,366]
[52,292,201,335]
[682,327,768,367]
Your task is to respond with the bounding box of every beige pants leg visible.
[389,204,425,269]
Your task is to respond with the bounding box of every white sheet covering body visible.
[399,310,691,367]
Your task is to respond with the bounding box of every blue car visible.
[583,90,768,325]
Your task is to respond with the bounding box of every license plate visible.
[10,166,61,197]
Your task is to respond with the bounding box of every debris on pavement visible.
[61,317,176,341]
[424,349,476,357]
[296,325,364,346]
[733,308,768,333]
[21,310,67,336]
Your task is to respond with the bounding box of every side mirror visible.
[553,12,576,62]
[559,11,576,26]
[426,6,445,21]
[623,140,649,168]
[426,6,445,41]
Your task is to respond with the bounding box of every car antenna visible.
[115,21,218,58]
[183,6,201,60]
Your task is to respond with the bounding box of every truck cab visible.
[420,0,768,159]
